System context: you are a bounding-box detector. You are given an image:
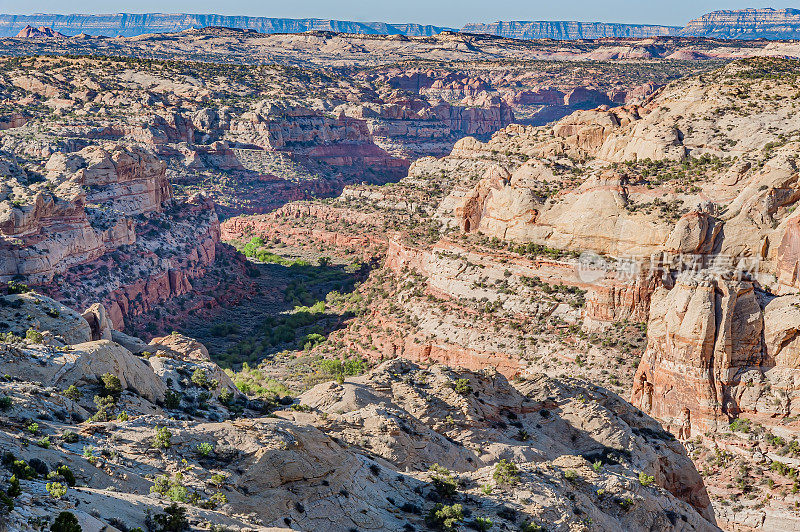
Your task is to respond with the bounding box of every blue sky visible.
[0,1,795,27]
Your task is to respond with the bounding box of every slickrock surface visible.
[0,291,716,531]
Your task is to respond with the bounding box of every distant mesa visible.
[460,20,679,40]
[679,8,800,39]
[0,14,454,38]
[14,25,65,38]
[3,9,800,40]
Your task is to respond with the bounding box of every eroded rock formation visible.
[0,291,716,531]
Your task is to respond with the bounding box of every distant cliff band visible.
[2,8,800,40]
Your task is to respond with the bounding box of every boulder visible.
[0,293,91,344]
[82,302,114,341]
[55,340,167,402]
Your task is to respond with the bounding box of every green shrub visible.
[473,517,493,531]
[91,394,117,422]
[82,446,98,465]
[564,470,579,482]
[11,460,37,480]
[166,484,189,503]
[164,390,181,409]
[25,329,44,344]
[100,373,123,399]
[730,418,752,433]
[56,465,76,487]
[425,503,463,531]
[63,385,82,401]
[50,511,81,532]
[205,491,228,509]
[453,378,472,395]
[196,442,213,457]
[218,388,233,405]
[638,472,656,487]
[152,426,172,449]
[150,473,190,502]
[46,482,67,498]
[429,464,458,499]
[151,475,171,495]
[62,430,79,443]
[0,396,12,411]
[146,503,189,532]
[209,322,239,337]
[7,475,21,497]
[191,368,209,388]
[493,459,519,486]
[0,491,12,511]
[7,281,30,294]
[302,333,326,351]
[318,358,344,376]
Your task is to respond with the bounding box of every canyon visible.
[212,56,800,530]
[4,18,800,532]
[0,292,716,531]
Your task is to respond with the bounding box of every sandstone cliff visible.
[0,144,228,331]
[462,20,679,39]
[0,13,452,38]
[387,58,800,444]
[681,8,800,39]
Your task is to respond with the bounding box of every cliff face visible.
[0,145,229,330]
[446,58,800,443]
[681,8,800,39]
[461,20,679,39]
[9,10,800,42]
[0,14,680,40]
[0,13,452,37]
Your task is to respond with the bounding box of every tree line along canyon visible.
[8,6,800,532]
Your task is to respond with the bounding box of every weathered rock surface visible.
[0,94,244,330]
[0,298,717,531]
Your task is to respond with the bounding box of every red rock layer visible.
[631,275,767,437]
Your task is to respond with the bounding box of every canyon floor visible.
[5,29,800,532]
